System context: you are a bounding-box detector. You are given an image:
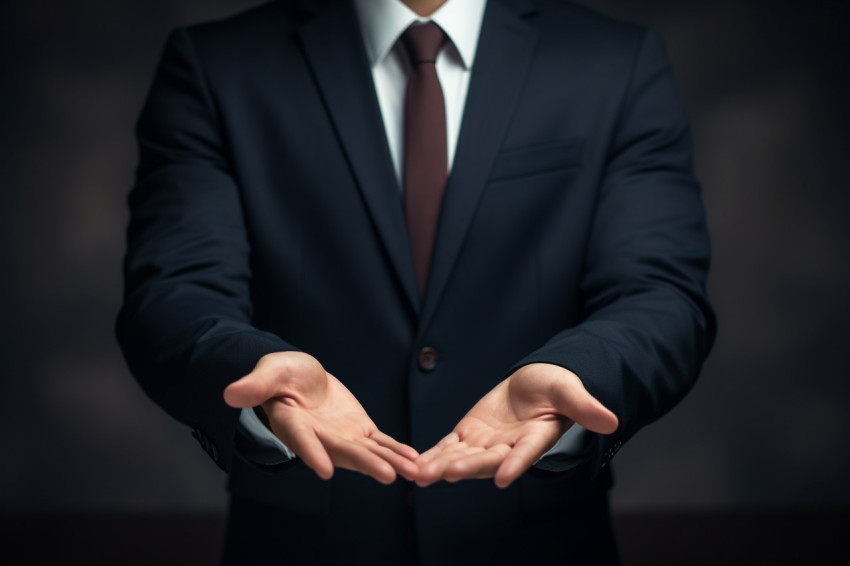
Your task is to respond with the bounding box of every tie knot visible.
[401,22,445,65]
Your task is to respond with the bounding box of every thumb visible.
[223,365,277,409]
[551,376,619,435]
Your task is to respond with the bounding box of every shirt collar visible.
[353,0,487,69]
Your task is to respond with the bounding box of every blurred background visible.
[1,0,849,561]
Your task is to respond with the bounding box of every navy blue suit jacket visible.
[117,0,715,562]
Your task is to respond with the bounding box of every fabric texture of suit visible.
[117,0,716,563]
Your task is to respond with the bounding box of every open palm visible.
[415,363,618,488]
[224,352,418,484]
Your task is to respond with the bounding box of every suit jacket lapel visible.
[297,0,421,315]
[420,0,538,330]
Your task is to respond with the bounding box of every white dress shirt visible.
[354,0,486,182]
[238,0,590,470]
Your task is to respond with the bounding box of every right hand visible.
[224,352,419,484]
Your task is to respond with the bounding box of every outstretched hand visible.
[224,352,419,484]
[415,363,618,488]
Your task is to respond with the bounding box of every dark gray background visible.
[2,0,848,512]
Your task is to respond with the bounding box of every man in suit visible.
[117,0,715,563]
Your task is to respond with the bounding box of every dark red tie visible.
[401,22,447,298]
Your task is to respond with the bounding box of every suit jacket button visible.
[417,347,438,372]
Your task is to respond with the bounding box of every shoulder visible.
[159,0,318,77]
[518,1,650,50]
[186,0,305,35]
[518,0,663,71]
[527,0,643,37]
[173,0,321,58]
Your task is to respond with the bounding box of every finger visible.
[366,443,420,482]
[370,431,419,461]
[493,434,552,488]
[416,432,460,466]
[223,367,278,409]
[550,381,618,435]
[320,432,397,485]
[415,440,471,473]
[443,444,511,483]
[276,416,335,480]
[416,445,486,487]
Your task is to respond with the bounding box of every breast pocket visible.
[488,139,585,183]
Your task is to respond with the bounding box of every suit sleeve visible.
[514,29,717,477]
[115,29,295,472]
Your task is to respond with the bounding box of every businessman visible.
[117,0,715,564]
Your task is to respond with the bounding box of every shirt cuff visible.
[533,425,593,472]
[235,406,297,466]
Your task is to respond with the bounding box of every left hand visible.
[224,352,419,484]
[414,363,618,488]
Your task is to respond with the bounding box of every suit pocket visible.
[489,139,585,182]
